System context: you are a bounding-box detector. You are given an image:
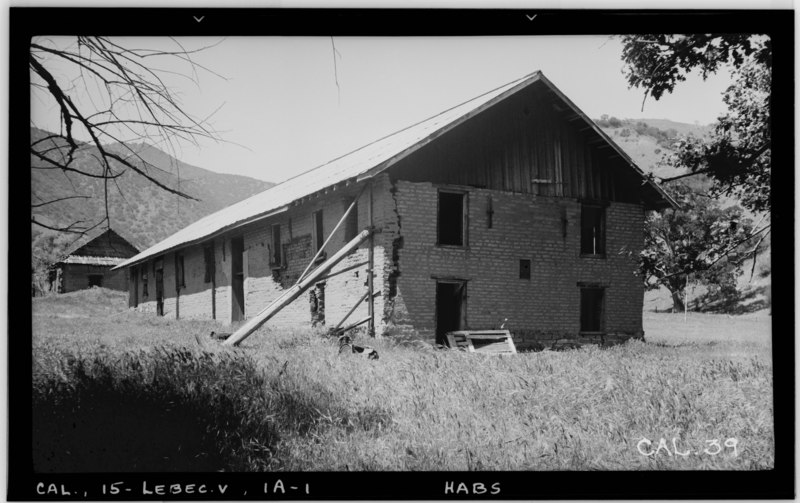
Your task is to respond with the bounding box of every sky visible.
[30,35,737,185]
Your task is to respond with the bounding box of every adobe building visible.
[50,228,139,293]
[115,72,675,348]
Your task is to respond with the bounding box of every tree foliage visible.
[640,184,767,311]
[620,34,771,213]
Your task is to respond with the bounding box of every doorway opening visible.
[435,280,467,345]
[88,274,103,288]
[154,258,164,316]
[231,237,245,322]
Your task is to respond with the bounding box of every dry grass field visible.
[32,288,774,472]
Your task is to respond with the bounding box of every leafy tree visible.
[619,34,771,213]
[639,184,766,311]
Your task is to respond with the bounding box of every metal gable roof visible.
[116,71,674,270]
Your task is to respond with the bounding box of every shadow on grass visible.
[33,344,394,472]
[33,347,278,472]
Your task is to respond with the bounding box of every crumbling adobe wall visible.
[241,177,392,333]
[385,179,645,348]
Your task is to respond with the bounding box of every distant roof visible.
[60,256,128,266]
[116,71,676,270]
[60,228,139,263]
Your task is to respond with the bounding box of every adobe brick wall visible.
[127,174,645,350]
[60,264,128,293]
[386,179,645,348]
[241,177,392,333]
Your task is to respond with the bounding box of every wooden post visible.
[367,181,375,337]
[295,183,367,286]
[223,228,373,347]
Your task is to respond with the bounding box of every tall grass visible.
[32,289,774,471]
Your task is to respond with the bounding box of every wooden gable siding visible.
[71,230,139,258]
[388,82,641,203]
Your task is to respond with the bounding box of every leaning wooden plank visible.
[223,228,373,347]
[467,330,517,355]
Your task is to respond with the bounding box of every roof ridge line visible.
[260,70,542,190]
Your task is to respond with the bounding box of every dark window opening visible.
[438,191,466,246]
[519,259,531,280]
[175,254,185,289]
[203,243,216,283]
[271,224,282,266]
[344,198,358,242]
[88,274,103,288]
[313,210,324,253]
[142,268,148,297]
[580,287,605,333]
[581,204,606,256]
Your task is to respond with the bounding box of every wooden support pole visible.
[314,261,368,283]
[332,289,381,333]
[367,180,375,337]
[295,183,367,286]
[332,290,370,332]
[337,316,372,335]
[223,228,373,347]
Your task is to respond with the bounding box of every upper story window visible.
[437,190,467,247]
[580,203,606,256]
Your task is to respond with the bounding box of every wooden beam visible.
[315,261,368,283]
[295,184,367,285]
[223,228,373,347]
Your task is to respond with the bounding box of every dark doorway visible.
[130,267,138,308]
[435,280,467,345]
[231,237,245,322]
[88,274,103,288]
[154,259,164,316]
[580,287,605,333]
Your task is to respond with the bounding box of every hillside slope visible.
[31,128,274,251]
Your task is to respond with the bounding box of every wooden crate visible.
[445,330,517,355]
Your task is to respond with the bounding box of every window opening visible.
[438,191,466,246]
[519,259,531,280]
[581,204,606,255]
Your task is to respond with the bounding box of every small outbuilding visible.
[50,229,139,294]
[115,71,676,349]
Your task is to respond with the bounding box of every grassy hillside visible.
[596,118,770,314]
[31,128,274,252]
[32,289,773,472]
[594,117,713,179]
